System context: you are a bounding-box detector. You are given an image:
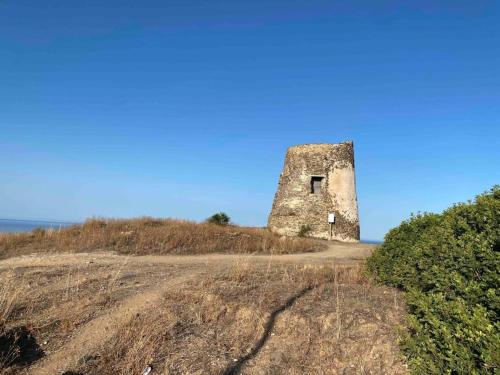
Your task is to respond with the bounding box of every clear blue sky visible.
[1,1,499,240]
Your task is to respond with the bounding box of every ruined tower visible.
[268,142,360,242]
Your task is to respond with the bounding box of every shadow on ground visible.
[0,326,44,367]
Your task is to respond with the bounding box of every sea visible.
[0,219,78,233]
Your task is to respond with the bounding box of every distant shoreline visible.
[362,239,383,245]
[0,218,80,225]
[0,219,78,233]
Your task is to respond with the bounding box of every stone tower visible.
[268,142,360,242]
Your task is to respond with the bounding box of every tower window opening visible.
[311,176,324,194]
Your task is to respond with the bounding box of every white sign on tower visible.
[328,213,335,224]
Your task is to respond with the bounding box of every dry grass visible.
[0,227,404,374]
[31,261,402,375]
[0,257,407,374]
[0,218,324,260]
[0,260,195,374]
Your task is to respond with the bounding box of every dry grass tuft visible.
[0,217,324,259]
[0,273,20,327]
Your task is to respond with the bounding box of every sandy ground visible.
[0,242,407,375]
[0,241,375,269]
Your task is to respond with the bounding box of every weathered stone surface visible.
[268,142,360,242]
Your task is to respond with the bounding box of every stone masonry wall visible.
[268,142,360,242]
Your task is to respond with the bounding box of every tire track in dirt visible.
[0,242,375,270]
[222,285,317,375]
[28,270,204,375]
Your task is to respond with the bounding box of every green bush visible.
[368,186,500,374]
[298,224,312,237]
[206,212,230,226]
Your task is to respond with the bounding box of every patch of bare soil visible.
[0,246,406,375]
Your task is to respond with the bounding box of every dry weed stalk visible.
[0,273,19,326]
[0,271,34,330]
[334,263,341,340]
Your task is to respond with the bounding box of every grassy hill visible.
[0,218,324,259]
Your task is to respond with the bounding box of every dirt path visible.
[28,271,204,375]
[0,241,375,270]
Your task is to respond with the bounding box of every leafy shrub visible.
[206,212,230,226]
[298,224,312,237]
[368,186,500,374]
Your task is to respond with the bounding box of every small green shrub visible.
[368,186,500,374]
[298,224,312,237]
[206,212,230,226]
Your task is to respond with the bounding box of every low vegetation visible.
[206,212,231,226]
[298,224,312,237]
[368,186,499,374]
[0,218,324,260]
[0,257,406,374]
